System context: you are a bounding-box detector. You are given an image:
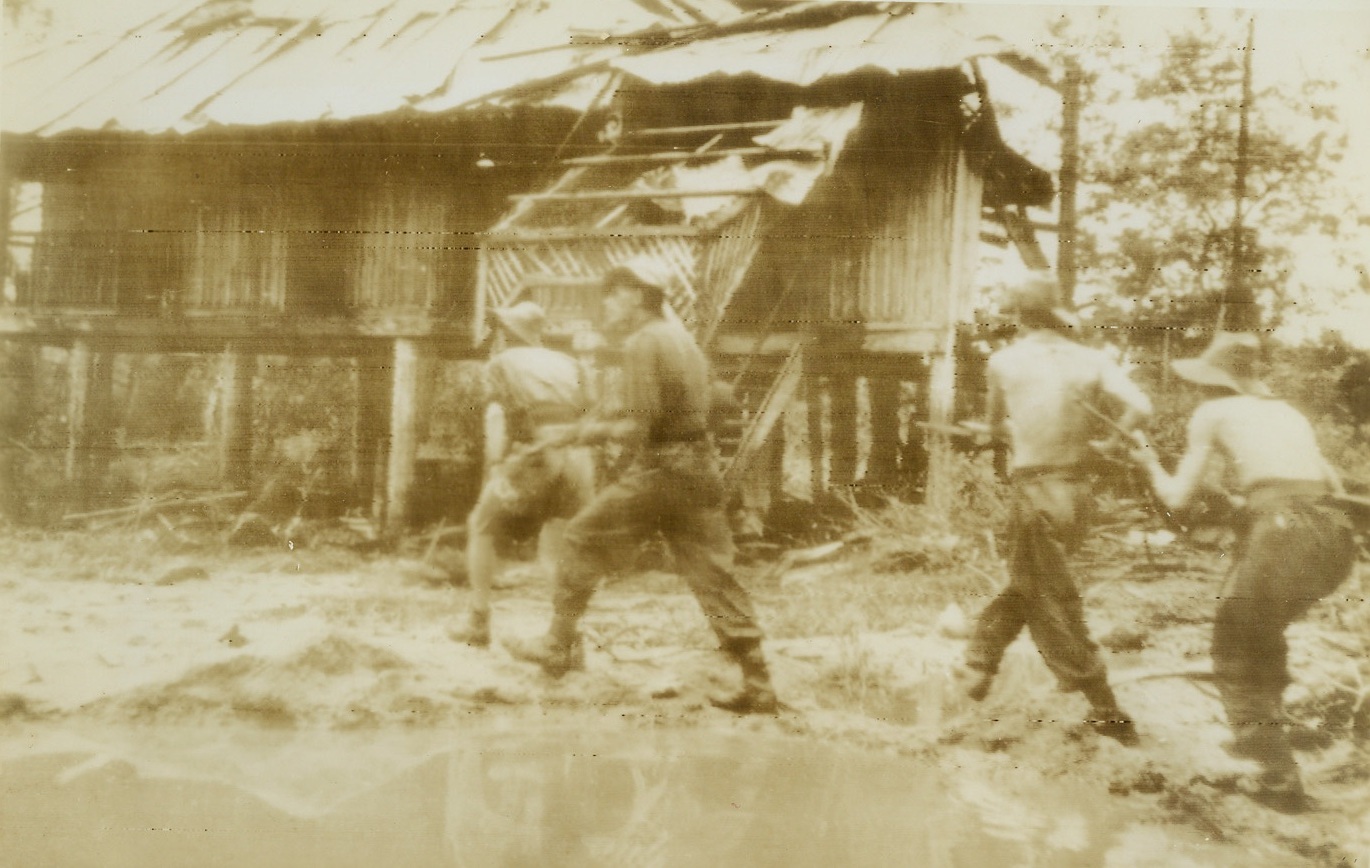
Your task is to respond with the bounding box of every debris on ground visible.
[1,514,1367,865]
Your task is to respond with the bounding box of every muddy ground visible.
[1,511,1368,866]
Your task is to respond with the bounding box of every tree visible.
[3,0,53,44]
[1047,9,1348,349]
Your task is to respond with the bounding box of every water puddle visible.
[1,723,1265,867]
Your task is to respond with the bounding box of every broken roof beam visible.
[626,119,785,137]
[981,207,1059,233]
[561,145,822,167]
[508,187,764,203]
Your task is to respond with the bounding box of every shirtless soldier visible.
[959,274,1150,746]
[1130,331,1356,813]
[504,255,778,715]
[449,301,593,647]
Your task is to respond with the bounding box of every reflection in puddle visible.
[1,724,1259,867]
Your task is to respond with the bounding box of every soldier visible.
[1129,331,1356,813]
[449,301,594,647]
[504,255,779,715]
[958,273,1150,746]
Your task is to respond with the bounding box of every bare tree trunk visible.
[1224,16,1256,331]
[1059,57,1082,303]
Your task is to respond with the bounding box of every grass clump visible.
[759,452,1008,640]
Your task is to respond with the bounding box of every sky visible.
[4,0,1369,343]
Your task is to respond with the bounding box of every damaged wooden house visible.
[1,0,1055,529]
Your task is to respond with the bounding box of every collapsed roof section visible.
[499,103,864,232]
[479,104,864,344]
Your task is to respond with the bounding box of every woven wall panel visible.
[479,201,766,341]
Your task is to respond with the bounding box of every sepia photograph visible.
[2,0,1368,864]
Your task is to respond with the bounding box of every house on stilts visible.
[1,0,1055,529]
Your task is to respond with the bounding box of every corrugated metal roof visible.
[1,0,748,135]
[2,1,1047,138]
[611,4,1037,87]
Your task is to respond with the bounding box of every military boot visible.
[1081,678,1140,746]
[954,664,995,702]
[503,616,585,678]
[1242,766,1314,814]
[448,608,491,648]
[710,639,779,715]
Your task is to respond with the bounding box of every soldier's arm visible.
[1099,358,1153,432]
[1133,406,1217,511]
[983,359,1009,444]
[1322,456,1346,496]
[538,341,652,448]
[482,360,510,466]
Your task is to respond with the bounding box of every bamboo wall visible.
[822,94,983,333]
[188,179,288,311]
[33,153,192,313]
[691,73,986,343]
[13,133,531,333]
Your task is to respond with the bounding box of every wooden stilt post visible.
[218,343,255,490]
[765,414,786,505]
[901,361,932,495]
[65,341,90,487]
[66,340,114,509]
[356,352,390,519]
[804,362,825,497]
[0,342,37,519]
[384,338,420,532]
[414,355,439,447]
[867,369,901,485]
[925,331,958,512]
[829,371,858,490]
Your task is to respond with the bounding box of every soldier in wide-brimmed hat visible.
[1167,330,1273,397]
[1130,330,1354,814]
[958,271,1151,746]
[449,300,594,648]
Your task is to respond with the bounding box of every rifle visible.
[914,420,1008,480]
[1079,399,1370,534]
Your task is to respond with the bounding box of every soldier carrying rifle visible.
[957,273,1150,746]
[505,255,779,715]
[1128,331,1357,814]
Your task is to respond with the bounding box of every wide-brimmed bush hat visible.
[492,300,547,346]
[1004,272,1079,328]
[1171,331,1272,397]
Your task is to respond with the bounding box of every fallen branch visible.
[62,491,248,525]
[1112,664,1215,685]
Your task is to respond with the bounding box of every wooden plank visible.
[722,343,802,488]
[1000,206,1050,270]
[0,311,479,350]
[508,187,763,203]
[561,146,820,167]
[712,333,803,357]
[488,225,704,241]
[628,120,785,137]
